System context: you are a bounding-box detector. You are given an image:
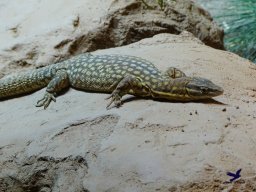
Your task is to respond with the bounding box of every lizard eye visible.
[201,87,208,93]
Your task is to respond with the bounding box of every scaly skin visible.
[0,54,223,109]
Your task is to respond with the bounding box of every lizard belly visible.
[68,70,121,93]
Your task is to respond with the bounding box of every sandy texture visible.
[0,32,256,191]
[0,0,223,77]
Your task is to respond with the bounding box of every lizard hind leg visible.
[105,75,150,109]
[164,67,186,79]
[36,69,69,109]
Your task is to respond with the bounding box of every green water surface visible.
[197,0,256,62]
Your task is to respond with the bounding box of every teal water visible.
[197,0,256,62]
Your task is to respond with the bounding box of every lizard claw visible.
[105,92,122,110]
[36,92,56,109]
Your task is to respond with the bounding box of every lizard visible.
[0,53,223,109]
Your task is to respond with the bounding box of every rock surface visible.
[0,0,223,77]
[0,32,256,191]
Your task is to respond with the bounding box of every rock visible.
[0,0,223,77]
[0,32,256,191]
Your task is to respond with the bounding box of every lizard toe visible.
[106,93,122,110]
[36,92,56,109]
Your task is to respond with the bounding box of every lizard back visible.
[56,54,164,92]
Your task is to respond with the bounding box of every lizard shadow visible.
[0,89,225,107]
[121,95,226,105]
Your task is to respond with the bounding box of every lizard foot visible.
[105,92,122,110]
[36,92,56,109]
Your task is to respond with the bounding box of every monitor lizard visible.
[0,53,223,109]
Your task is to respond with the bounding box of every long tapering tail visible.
[0,66,52,99]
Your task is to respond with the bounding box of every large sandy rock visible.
[0,32,256,191]
[0,0,223,77]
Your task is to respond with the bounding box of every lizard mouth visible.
[209,86,224,96]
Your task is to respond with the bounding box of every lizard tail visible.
[0,66,52,99]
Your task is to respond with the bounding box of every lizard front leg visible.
[106,75,150,109]
[36,69,69,109]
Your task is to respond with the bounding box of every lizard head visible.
[185,77,224,100]
[150,77,223,101]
